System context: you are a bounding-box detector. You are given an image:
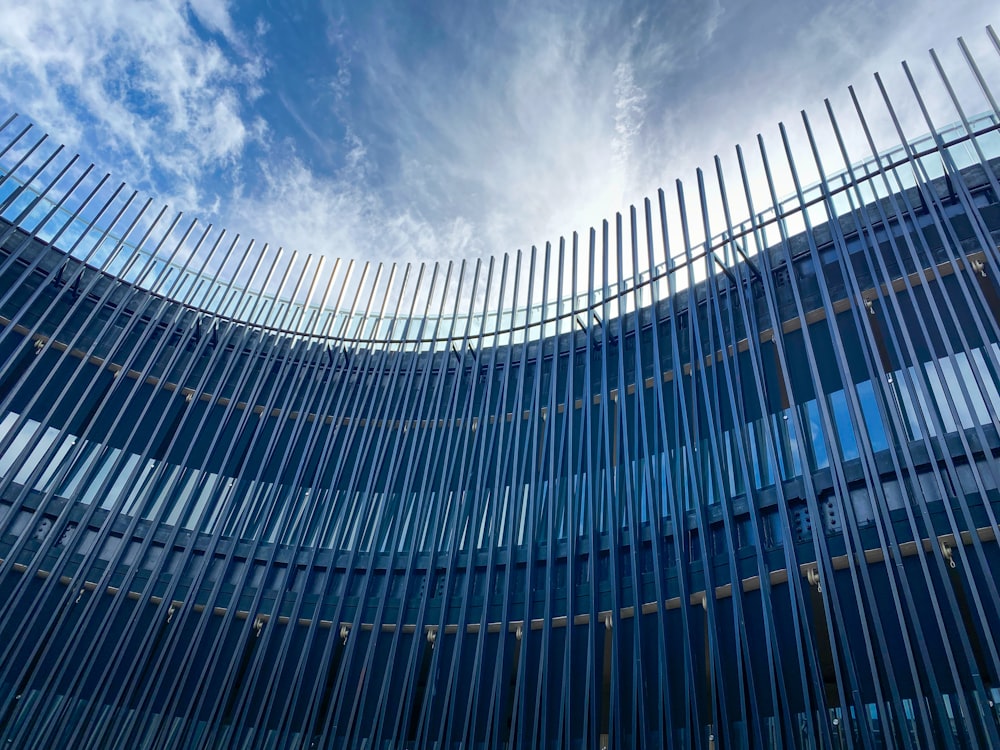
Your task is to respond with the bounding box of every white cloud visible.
[324,1,694,269]
[612,61,648,170]
[228,138,476,276]
[0,0,264,208]
[187,0,239,43]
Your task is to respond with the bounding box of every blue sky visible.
[0,0,998,267]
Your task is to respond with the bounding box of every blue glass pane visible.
[856,380,888,452]
[829,390,859,461]
[804,399,828,470]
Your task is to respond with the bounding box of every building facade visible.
[1,45,1000,749]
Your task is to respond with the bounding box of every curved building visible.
[2,44,1000,749]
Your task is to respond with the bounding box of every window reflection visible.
[0,339,997,551]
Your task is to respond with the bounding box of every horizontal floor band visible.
[6,523,994,634]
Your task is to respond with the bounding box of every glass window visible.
[893,366,933,441]
[924,359,959,433]
[140,463,177,520]
[196,473,225,533]
[749,418,773,489]
[77,447,123,507]
[650,455,664,520]
[416,491,434,550]
[36,434,76,492]
[344,488,368,550]
[856,380,889,453]
[727,429,745,496]
[0,412,18,442]
[438,489,456,551]
[101,453,144,512]
[496,485,509,545]
[394,492,416,553]
[973,346,1000,415]
[953,351,992,427]
[165,467,200,527]
[773,410,802,480]
[828,391,858,462]
[122,458,157,515]
[0,416,40,479]
[13,424,59,486]
[804,399,830,469]
[516,485,529,546]
[475,489,490,549]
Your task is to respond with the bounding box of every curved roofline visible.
[1,111,998,351]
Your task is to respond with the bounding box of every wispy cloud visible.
[612,61,648,170]
[0,0,265,208]
[317,1,727,261]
